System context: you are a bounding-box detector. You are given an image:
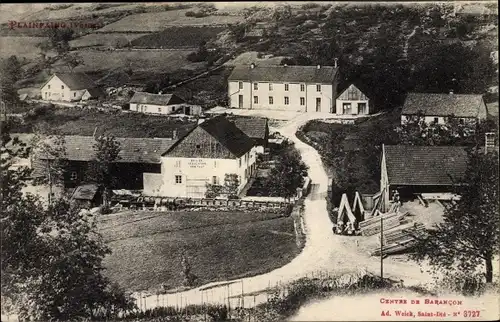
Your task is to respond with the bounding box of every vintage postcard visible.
[0,1,499,321]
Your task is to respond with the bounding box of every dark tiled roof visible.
[402,93,484,118]
[85,87,105,98]
[199,116,255,158]
[129,92,184,106]
[54,73,96,90]
[36,136,176,164]
[72,184,99,201]
[384,145,468,186]
[229,116,268,140]
[228,65,338,83]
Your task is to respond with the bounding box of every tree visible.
[180,249,197,287]
[30,132,68,205]
[1,128,135,320]
[205,182,223,198]
[223,173,240,199]
[268,140,308,201]
[412,150,499,284]
[86,136,121,207]
[0,55,22,107]
[61,52,84,73]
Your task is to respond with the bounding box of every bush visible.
[438,271,486,296]
[206,305,228,321]
[100,205,113,215]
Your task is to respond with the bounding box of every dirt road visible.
[136,114,433,310]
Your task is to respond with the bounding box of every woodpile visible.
[371,222,427,257]
[358,211,410,236]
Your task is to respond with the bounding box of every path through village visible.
[136,114,433,311]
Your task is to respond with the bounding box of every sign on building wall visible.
[188,159,207,168]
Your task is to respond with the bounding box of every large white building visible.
[143,115,257,198]
[40,73,102,102]
[129,92,202,116]
[227,63,340,113]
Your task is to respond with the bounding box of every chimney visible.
[449,90,454,95]
[284,63,287,67]
[334,58,338,68]
[317,65,321,69]
[158,91,163,95]
[250,63,255,69]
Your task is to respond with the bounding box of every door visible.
[238,95,243,108]
[185,106,191,115]
[358,103,367,114]
[343,103,352,115]
[316,98,321,112]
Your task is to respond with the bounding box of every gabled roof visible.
[162,115,254,158]
[229,116,268,140]
[129,92,184,106]
[43,73,96,90]
[384,145,468,186]
[228,65,338,84]
[402,93,484,118]
[336,82,371,100]
[72,184,99,201]
[84,87,105,98]
[36,136,176,164]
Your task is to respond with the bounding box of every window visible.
[253,96,258,104]
[48,85,51,89]
[316,84,321,92]
[61,85,65,90]
[196,144,201,149]
[433,117,439,124]
[174,160,181,168]
[212,176,218,185]
[70,171,78,181]
[254,82,258,90]
[316,97,321,112]
[269,96,274,104]
[342,102,351,114]
[284,96,289,105]
[269,83,273,91]
[144,106,148,112]
[459,118,465,125]
[175,175,182,184]
[49,92,51,97]
[238,95,243,108]
[62,93,64,98]
[239,81,243,89]
[158,107,162,113]
[300,97,305,105]
[74,92,76,97]
[214,160,218,168]
[239,158,242,167]
[285,83,289,91]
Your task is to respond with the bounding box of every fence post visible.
[241,280,244,309]
[227,284,231,314]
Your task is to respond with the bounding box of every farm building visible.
[143,115,258,198]
[227,63,340,113]
[81,87,105,101]
[32,136,177,190]
[335,83,371,115]
[380,144,468,211]
[40,73,102,102]
[228,116,269,153]
[401,92,488,125]
[129,92,201,116]
[71,184,102,208]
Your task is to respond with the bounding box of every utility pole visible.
[380,214,384,280]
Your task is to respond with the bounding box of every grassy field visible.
[55,49,195,73]
[98,10,243,32]
[11,106,197,138]
[130,26,225,48]
[0,36,46,59]
[69,33,149,48]
[98,210,300,292]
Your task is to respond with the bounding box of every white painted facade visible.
[228,81,335,113]
[335,84,370,115]
[144,148,258,198]
[40,75,86,102]
[400,115,478,125]
[130,103,185,115]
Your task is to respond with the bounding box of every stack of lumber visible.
[371,222,427,256]
[358,211,409,236]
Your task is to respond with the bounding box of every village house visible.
[143,115,258,198]
[40,73,102,102]
[227,62,340,113]
[228,116,269,154]
[335,83,371,115]
[32,136,177,190]
[129,92,202,116]
[379,144,468,211]
[401,92,488,125]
